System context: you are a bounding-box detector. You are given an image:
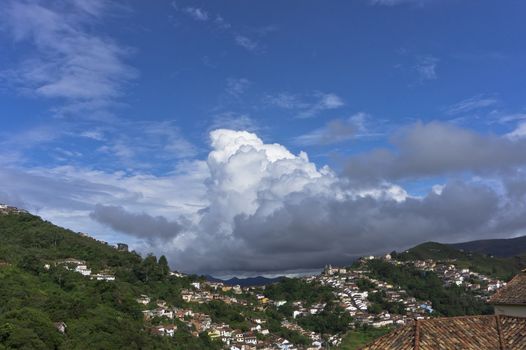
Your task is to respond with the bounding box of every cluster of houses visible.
[178,282,290,316]
[393,259,506,299]
[179,282,248,306]
[299,253,508,334]
[140,297,212,334]
[361,269,526,349]
[280,320,330,348]
[139,293,321,349]
[150,324,177,337]
[138,276,332,350]
[288,300,326,319]
[0,204,27,215]
[50,258,116,281]
[127,251,526,350]
[302,264,433,329]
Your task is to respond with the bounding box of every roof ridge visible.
[495,315,506,350]
[359,314,526,350]
[414,319,420,350]
[417,314,526,322]
[418,314,494,322]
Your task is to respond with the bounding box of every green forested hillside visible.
[365,259,493,316]
[0,212,215,349]
[397,241,526,280]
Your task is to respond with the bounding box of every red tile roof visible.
[360,315,526,350]
[490,272,526,306]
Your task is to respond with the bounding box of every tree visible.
[0,308,62,350]
[158,255,170,278]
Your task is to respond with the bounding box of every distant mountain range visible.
[450,235,526,258]
[206,275,284,287]
[207,234,526,285]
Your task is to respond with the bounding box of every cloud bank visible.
[2,125,526,275]
[90,204,186,242]
[345,122,526,183]
[87,127,526,274]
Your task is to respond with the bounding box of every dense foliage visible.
[296,302,352,335]
[263,278,333,306]
[367,291,405,315]
[398,242,526,281]
[355,278,375,291]
[193,300,250,331]
[366,260,493,316]
[0,213,216,349]
[339,325,392,350]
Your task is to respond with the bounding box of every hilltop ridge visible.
[398,241,526,280]
[450,235,526,258]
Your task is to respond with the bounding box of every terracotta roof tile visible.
[360,315,526,350]
[500,315,526,349]
[490,273,526,306]
[418,316,500,350]
[358,321,415,350]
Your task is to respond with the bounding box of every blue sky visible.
[1,0,526,275]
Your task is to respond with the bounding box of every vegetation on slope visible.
[339,326,392,350]
[263,278,333,306]
[0,213,217,349]
[397,241,526,281]
[366,259,493,316]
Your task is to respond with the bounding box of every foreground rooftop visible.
[489,271,526,306]
[360,315,526,350]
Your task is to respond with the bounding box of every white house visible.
[75,265,92,276]
[136,295,151,305]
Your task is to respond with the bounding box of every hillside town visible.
[393,257,506,297]
[313,262,432,329]
[361,269,526,349]
[0,204,512,349]
[133,252,508,350]
[137,277,322,349]
[0,205,521,349]
[308,254,507,332]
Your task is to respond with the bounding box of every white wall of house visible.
[494,305,526,317]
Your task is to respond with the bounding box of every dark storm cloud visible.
[90,204,185,241]
[345,122,526,183]
[159,126,526,274]
[173,180,524,274]
[503,172,526,199]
